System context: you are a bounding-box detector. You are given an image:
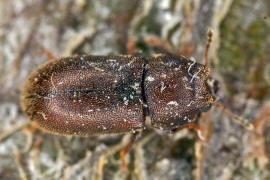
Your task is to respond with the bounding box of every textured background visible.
[0,0,270,179]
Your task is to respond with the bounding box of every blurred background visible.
[0,0,270,179]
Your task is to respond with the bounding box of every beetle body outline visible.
[21,54,215,136]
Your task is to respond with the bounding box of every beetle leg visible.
[171,123,205,141]
[120,130,141,171]
[127,36,172,55]
[127,37,138,54]
[187,123,205,141]
[144,36,171,52]
[44,50,55,60]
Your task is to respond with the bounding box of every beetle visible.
[20,31,253,170]
[21,54,216,135]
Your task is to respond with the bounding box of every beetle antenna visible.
[204,30,213,67]
[213,102,254,131]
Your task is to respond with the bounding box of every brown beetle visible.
[20,31,253,170]
[21,54,215,135]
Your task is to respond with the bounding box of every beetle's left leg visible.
[44,50,55,60]
[127,36,173,55]
[143,36,171,53]
[187,123,205,140]
[171,123,205,141]
[120,130,141,171]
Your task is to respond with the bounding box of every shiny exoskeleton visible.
[21,54,216,136]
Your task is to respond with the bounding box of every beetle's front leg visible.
[171,123,205,141]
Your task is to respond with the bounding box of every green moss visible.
[218,0,270,97]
